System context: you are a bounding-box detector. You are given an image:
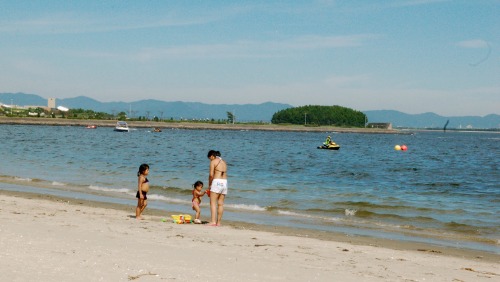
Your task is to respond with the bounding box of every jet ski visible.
[317,142,340,150]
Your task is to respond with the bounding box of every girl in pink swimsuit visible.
[191,180,207,224]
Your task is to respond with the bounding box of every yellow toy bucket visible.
[170,214,192,224]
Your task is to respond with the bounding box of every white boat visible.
[114,121,129,132]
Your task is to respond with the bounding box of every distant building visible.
[366,123,392,129]
[48,98,56,109]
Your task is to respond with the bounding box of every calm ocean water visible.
[1,124,499,253]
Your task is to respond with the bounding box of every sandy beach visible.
[1,191,498,282]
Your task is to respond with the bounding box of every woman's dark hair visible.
[192,180,204,188]
[207,150,221,158]
[137,163,149,177]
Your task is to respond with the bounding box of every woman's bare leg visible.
[209,192,219,224]
[217,194,225,225]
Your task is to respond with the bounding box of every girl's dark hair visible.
[137,163,149,177]
[193,180,204,188]
[207,150,221,158]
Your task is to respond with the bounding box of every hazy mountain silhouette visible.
[0,92,292,122]
[1,92,499,128]
[364,110,500,129]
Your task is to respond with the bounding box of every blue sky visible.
[0,0,498,116]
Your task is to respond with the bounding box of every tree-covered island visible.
[271,105,367,127]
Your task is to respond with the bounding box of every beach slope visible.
[1,194,498,281]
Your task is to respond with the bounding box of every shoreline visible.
[0,116,401,134]
[1,189,498,281]
[2,189,498,263]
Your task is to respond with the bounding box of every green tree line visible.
[271,105,367,127]
[67,108,114,119]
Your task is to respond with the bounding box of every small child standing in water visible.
[191,180,207,224]
[135,164,150,220]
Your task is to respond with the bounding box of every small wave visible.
[274,199,297,206]
[14,177,32,182]
[334,201,409,210]
[305,207,346,214]
[263,187,297,192]
[146,194,189,204]
[357,211,438,224]
[445,221,482,234]
[157,185,192,195]
[228,203,266,211]
[277,210,342,222]
[354,210,406,220]
[265,206,281,212]
[345,209,357,216]
[278,210,314,217]
[237,189,259,193]
[52,181,66,186]
[88,185,132,194]
[417,182,462,189]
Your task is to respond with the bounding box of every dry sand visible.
[1,192,498,282]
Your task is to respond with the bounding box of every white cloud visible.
[132,34,380,61]
[0,13,216,35]
[457,39,489,49]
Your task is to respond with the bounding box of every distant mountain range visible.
[1,92,499,129]
[0,92,291,123]
[365,110,500,129]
